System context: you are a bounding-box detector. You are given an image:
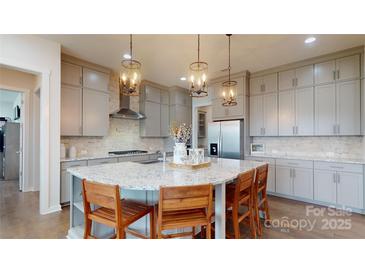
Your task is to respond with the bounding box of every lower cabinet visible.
[275,160,314,200]
[314,164,364,209]
[60,160,87,204]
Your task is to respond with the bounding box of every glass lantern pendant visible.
[120,34,142,96]
[222,34,237,107]
[189,34,208,97]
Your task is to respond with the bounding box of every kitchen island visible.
[67,158,265,239]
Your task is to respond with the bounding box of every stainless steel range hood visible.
[110,93,145,120]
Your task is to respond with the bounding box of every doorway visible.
[0,89,24,191]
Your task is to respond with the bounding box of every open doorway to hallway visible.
[0,89,23,191]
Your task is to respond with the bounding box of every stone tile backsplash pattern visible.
[253,136,365,159]
[61,72,172,157]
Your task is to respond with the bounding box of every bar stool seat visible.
[160,208,208,230]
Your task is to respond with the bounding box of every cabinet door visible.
[275,166,292,196]
[314,170,336,204]
[250,76,263,95]
[82,89,109,136]
[224,95,244,118]
[61,62,82,87]
[61,85,82,136]
[263,73,277,93]
[337,172,363,209]
[293,167,313,200]
[160,104,170,137]
[60,170,70,204]
[295,87,314,135]
[83,68,109,91]
[336,80,360,135]
[160,90,169,105]
[336,55,360,82]
[295,65,314,88]
[267,165,276,192]
[278,69,295,91]
[249,95,263,136]
[212,98,226,120]
[314,60,336,85]
[263,93,278,136]
[143,101,161,136]
[145,85,161,103]
[314,84,336,135]
[278,90,295,136]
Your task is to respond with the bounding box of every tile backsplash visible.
[252,136,365,159]
[61,72,172,157]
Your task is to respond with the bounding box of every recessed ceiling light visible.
[123,53,131,59]
[180,77,186,81]
[304,37,316,44]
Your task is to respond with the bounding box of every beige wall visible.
[0,67,40,191]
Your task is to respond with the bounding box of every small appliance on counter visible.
[68,146,77,158]
[250,143,265,155]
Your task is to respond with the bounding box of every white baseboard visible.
[40,204,62,215]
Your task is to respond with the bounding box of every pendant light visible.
[120,34,142,96]
[189,34,208,97]
[221,34,237,107]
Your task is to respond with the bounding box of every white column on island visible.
[214,183,226,239]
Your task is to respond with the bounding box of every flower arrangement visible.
[170,123,192,144]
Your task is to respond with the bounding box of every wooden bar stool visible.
[225,169,257,239]
[253,164,270,236]
[157,184,213,239]
[81,179,155,239]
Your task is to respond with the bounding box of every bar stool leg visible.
[84,219,92,239]
[206,223,211,239]
[254,195,262,237]
[149,208,155,239]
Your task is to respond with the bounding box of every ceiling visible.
[40,34,365,87]
[0,89,20,103]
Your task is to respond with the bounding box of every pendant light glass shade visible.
[189,35,208,97]
[120,34,142,96]
[221,34,237,107]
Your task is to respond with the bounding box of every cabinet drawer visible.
[314,161,363,173]
[276,159,313,169]
[61,160,87,171]
[246,156,275,166]
[87,158,118,166]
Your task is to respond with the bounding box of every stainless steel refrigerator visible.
[207,120,244,159]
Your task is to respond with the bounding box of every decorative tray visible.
[168,161,211,170]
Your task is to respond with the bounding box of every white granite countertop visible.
[67,158,265,191]
[60,152,157,163]
[245,154,365,165]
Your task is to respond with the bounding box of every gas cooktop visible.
[108,150,148,156]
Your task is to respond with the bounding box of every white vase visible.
[173,142,187,164]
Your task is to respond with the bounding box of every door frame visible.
[0,85,29,191]
[0,56,58,215]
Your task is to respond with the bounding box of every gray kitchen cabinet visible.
[249,93,277,136]
[140,84,170,137]
[60,160,87,204]
[141,101,161,137]
[61,61,110,137]
[83,67,109,92]
[250,73,277,95]
[279,65,313,91]
[314,54,360,85]
[245,156,276,192]
[314,162,364,209]
[315,80,360,136]
[160,104,170,136]
[82,88,109,136]
[61,62,82,87]
[168,86,192,127]
[61,85,83,136]
[278,87,314,136]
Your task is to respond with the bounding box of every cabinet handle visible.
[292,78,295,87]
[333,71,336,81]
[292,168,296,178]
[296,126,298,135]
[79,77,82,85]
[295,78,298,86]
[337,70,340,80]
[292,126,295,135]
[337,173,340,184]
[333,173,337,183]
[290,168,292,178]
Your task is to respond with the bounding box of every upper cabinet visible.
[140,84,170,137]
[315,54,360,85]
[61,62,82,87]
[61,60,110,137]
[250,73,277,95]
[169,86,192,126]
[279,65,313,91]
